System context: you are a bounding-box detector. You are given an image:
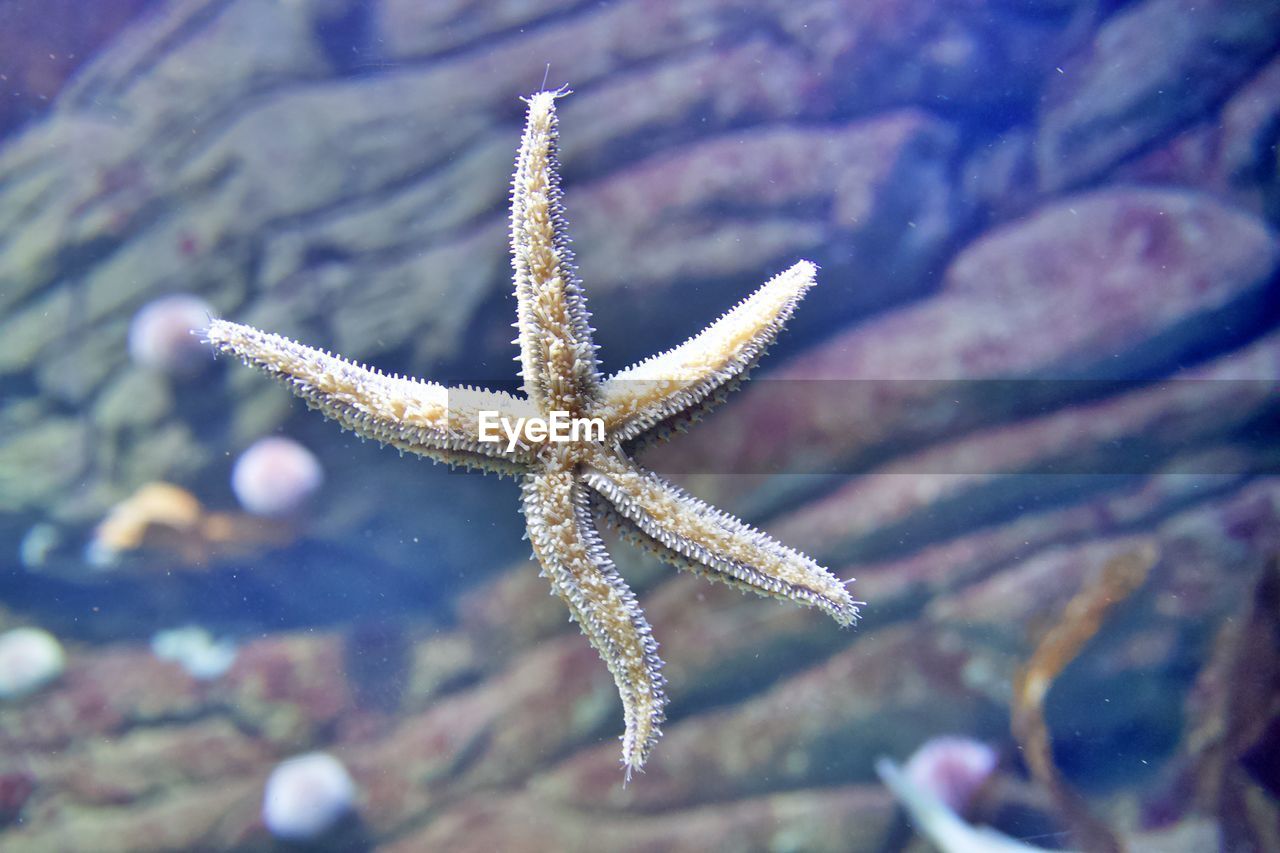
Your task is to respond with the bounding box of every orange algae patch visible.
[91,481,293,569]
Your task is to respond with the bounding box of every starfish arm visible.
[595,260,817,444]
[511,90,601,416]
[206,318,542,473]
[584,453,860,627]
[521,464,666,777]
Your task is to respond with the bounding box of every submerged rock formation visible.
[0,0,1276,849]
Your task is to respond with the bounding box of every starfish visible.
[206,89,859,778]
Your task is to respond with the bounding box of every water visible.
[0,0,1277,850]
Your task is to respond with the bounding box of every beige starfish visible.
[206,89,859,778]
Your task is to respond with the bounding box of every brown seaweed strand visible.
[1012,543,1158,853]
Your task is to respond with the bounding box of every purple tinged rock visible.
[1036,0,1280,190]
[650,189,1279,514]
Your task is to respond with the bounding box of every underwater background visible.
[1,0,1279,849]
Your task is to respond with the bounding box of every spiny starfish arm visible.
[206,319,541,473]
[584,453,860,627]
[511,89,601,416]
[521,465,666,778]
[595,261,817,444]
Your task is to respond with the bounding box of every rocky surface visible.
[1036,0,1280,191]
[0,0,1277,850]
[0,0,156,140]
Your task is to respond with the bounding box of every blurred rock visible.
[533,479,1280,822]
[0,0,1277,849]
[0,646,202,755]
[1122,54,1280,217]
[771,329,1280,566]
[383,786,895,853]
[651,189,1278,516]
[573,110,963,348]
[1181,557,1280,848]
[1036,0,1280,190]
[0,0,155,140]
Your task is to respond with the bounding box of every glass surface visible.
[0,0,1277,850]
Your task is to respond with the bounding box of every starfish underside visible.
[207,90,860,778]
